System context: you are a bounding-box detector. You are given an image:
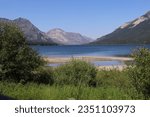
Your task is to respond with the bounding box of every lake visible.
[31,45,150,66]
[47,60,124,67]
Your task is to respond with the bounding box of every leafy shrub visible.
[0,22,44,82]
[128,48,150,99]
[96,69,133,90]
[54,59,97,86]
[96,69,141,99]
[33,67,54,85]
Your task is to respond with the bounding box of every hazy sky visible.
[0,0,150,39]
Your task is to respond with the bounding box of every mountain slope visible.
[92,11,150,44]
[47,28,93,45]
[0,17,56,45]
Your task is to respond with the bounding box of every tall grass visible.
[0,58,146,100]
[0,81,137,100]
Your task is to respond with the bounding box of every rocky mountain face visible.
[47,28,93,45]
[0,18,56,45]
[92,11,150,44]
[0,18,93,45]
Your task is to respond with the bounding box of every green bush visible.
[128,48,150,99]
[54,59,97,86]
[0,22,44,83]
[33,67,54,85]
[96,69,131,88]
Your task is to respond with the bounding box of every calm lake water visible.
[48,61,123,67]
[31,45,150,66]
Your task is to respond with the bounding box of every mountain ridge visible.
[0,17,56,45]
[92,11,150,44]
[0,17,93,45]
[47,28,93,45]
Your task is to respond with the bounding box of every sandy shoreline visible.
[43,56,133,63]
[43,56,133,71]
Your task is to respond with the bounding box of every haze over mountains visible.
[92,11,150,44]
[0,18,92,45]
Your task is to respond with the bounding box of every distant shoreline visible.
[43,56,133,63]
[43,56,133,71]
[30,44,150,46]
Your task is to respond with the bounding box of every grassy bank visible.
[0,83,138,100]
[1,44,150,100]
[0,69,143,100]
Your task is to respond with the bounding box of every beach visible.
[43,56,133,63]
[43,56,133,70]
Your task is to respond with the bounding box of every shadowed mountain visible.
[92,11,150,44]
[0,17,56,45]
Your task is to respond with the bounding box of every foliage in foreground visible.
[0,23,150,100]
[0,81,139,100]
[128,48,150,99]
[54,59,97,87]
[33,67,54,85]
[0,22,44,83]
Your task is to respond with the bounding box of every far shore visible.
[43,56,133,71]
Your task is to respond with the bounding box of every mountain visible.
[92,11,150,44]
[0,18,56,45]
[47,28,93,45]
[0,17,93,45]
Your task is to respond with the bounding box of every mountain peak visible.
[14,17,28,21]
[0,18,11,22]
[143,11,150,18]
[0,17,56,45]
[48,28,64,33]
[93,10,150,44]
[47,28,92,45]
[13,17,32,24]
[145,11,150,15]
[119,10,150,29]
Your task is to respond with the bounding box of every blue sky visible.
[0,0,150,39]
